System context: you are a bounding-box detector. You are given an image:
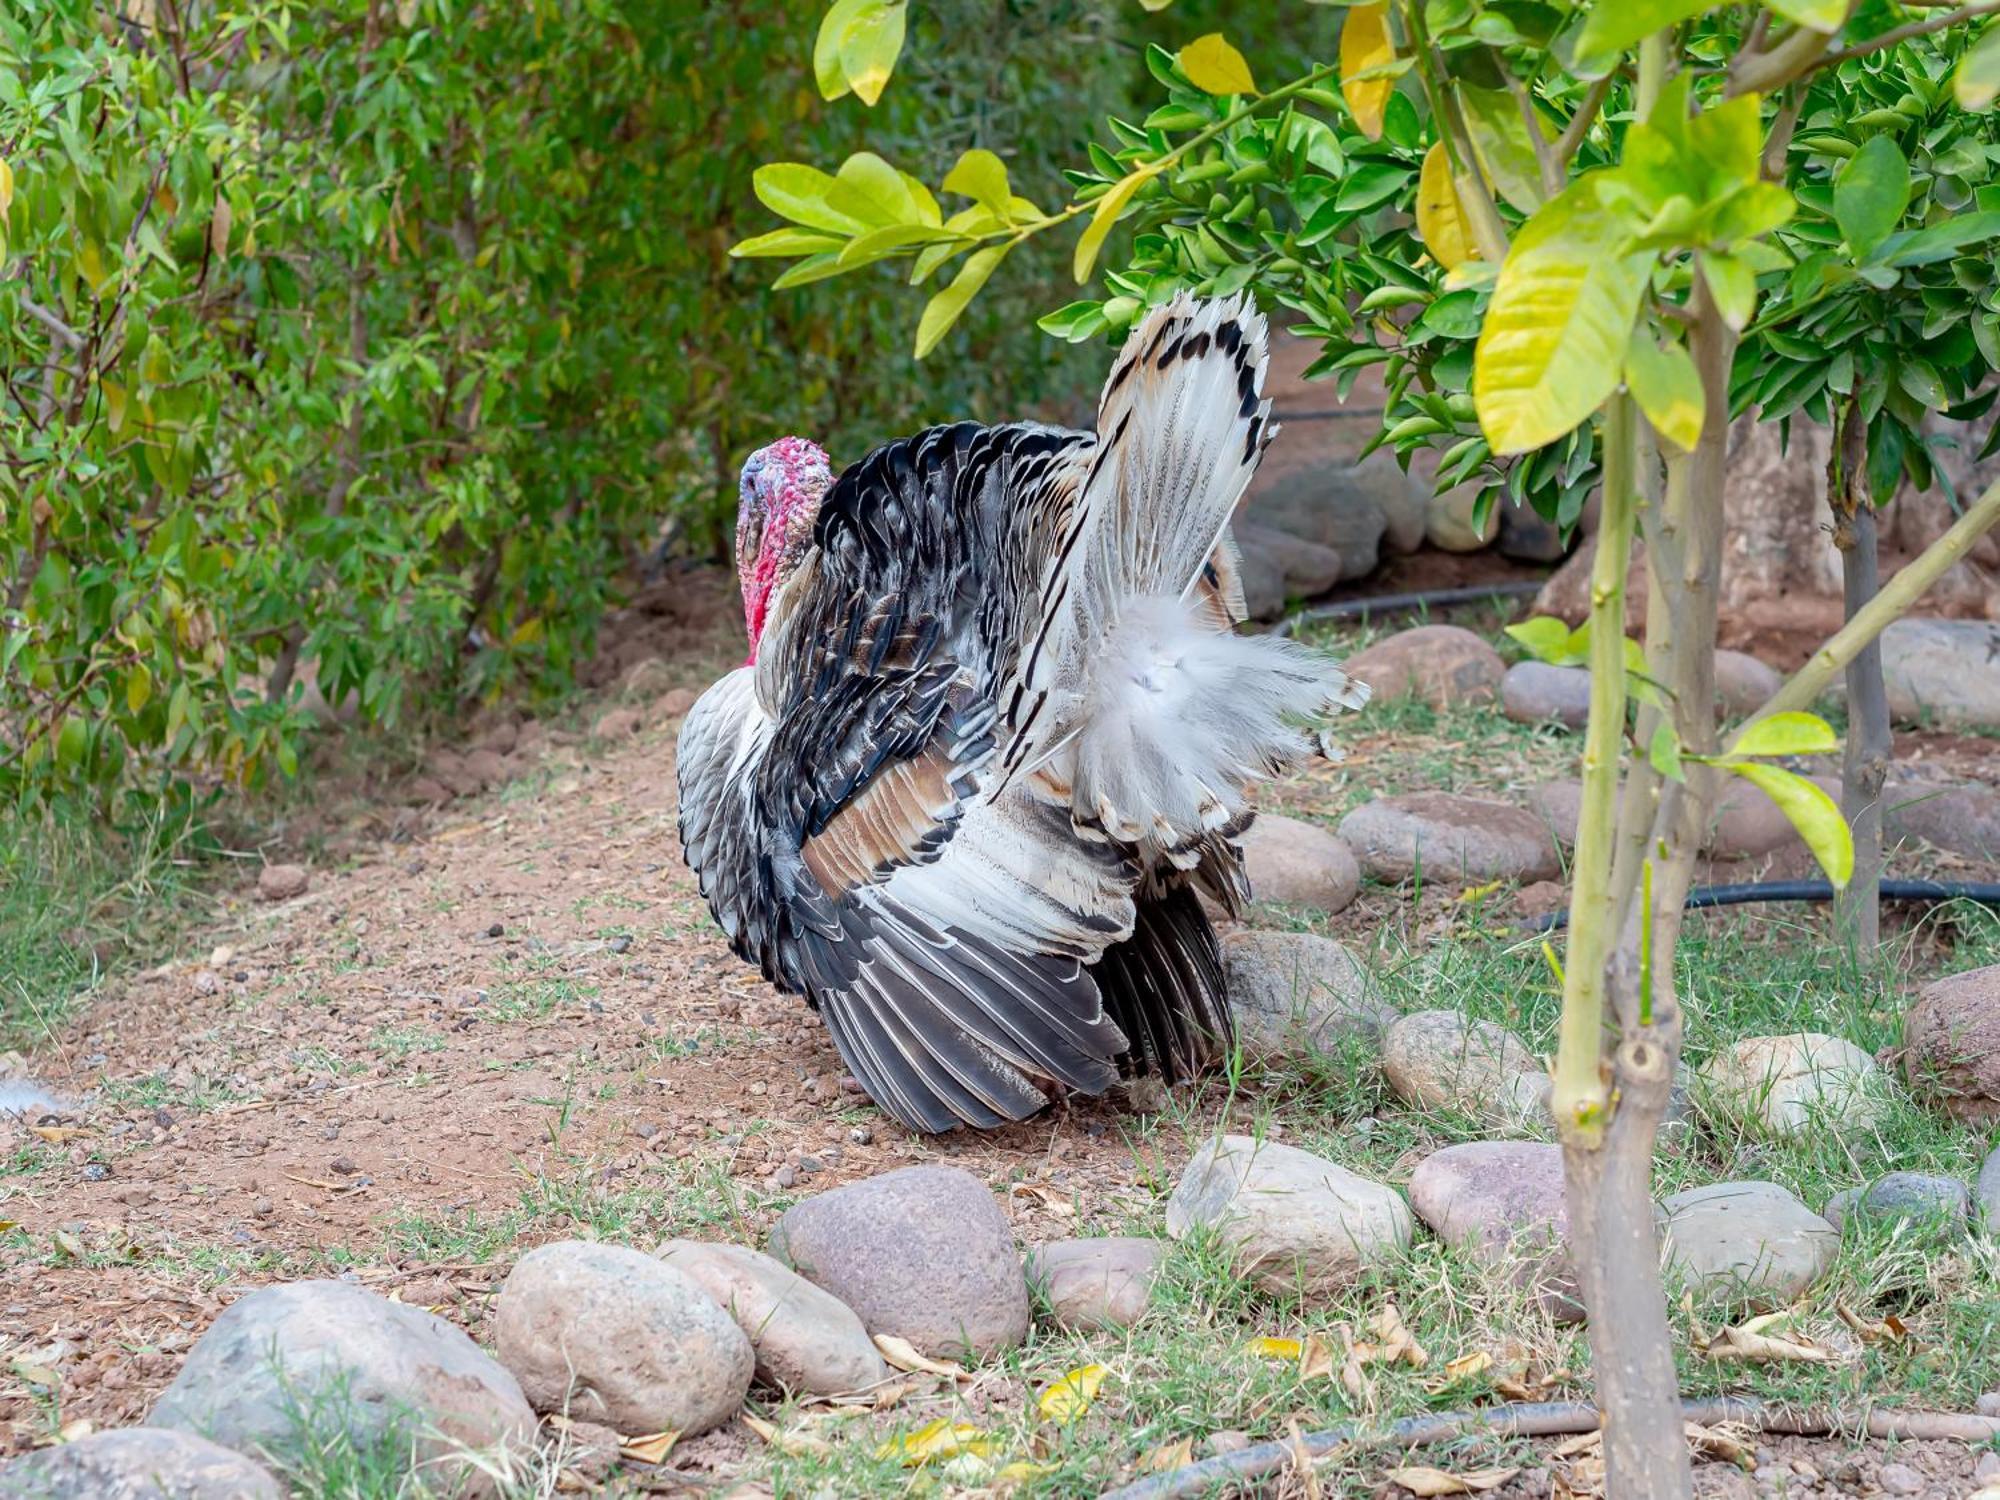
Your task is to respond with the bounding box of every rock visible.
[592,706,642,740]
[1658,1181,1838,1310]
[1903,964,2000,1124]
[1977,1146,2000,1233]
[1531,774,1843,861]
[1979,1391,2000,1418]
[1241,455,1398,581]
[1164,1134,1413,1295]
[550,1420,624,1484]
[427,748,483,800]
[1698,1033,1886,1136]
[769,1165,1028,1360]
[1713,650,1781,718]
[1877,1462,1925,1496]
[1338,793,1560,885]
[1426,483,1499,552]
[655,1238,886,1396]
[1341,625,1504,708]
[1514,880,1567,922]
[0,1429,284,1500]
[1023,1237,1162,1331]
[620,657,674,698]
[1528,780,1582,848]
[1222,930,1390,1060]
[254,864,308,903]
[1533,539,1649,631]
[1238,814,1361,913]
[1497,501,1568,564]
[1885,780,2000,864]
[1877,618,2000,730]
[1408,1141,1580,1320]
[472,719,519,756]
[652,687,699,724]
[462,748,509,789]
[1822,1187,1862,1231]
[1236,521,1346,600]
[150,1280,533,1495]
[404,776,451,806]
[1853,1172,1970,1230]
[1233,538,1290,622]
[1382,1010,1544,1123]
[494,1241,752,1437]
[1500,662,1591,729]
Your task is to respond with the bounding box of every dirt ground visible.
[2,572,1996,1497]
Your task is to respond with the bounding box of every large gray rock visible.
[0,1430,283,1500]
[1903,964,2000,1125]
[149,1280,533,1496]
[1714,650,1781,718]
[1877,618,2000,730]
[1408,1142,1581,1320]
[1658,1181,1838,1310]
[1885,780,2000,864]
[1222,929,1390,1060]
[1023,1237,1162,1332]
[1978,1146,2000,1235]
[1338,792,1560,885]
[656,1239,887,1396]
[1239,814,1361,913]
[1854,1172,1971,1231]
[1341,625,1504,708]
[1533,774,1845,861]
[1426,484,1499,552]
[1382,1010,1547,1126]
[1698,1033,1886,1137]
[1241,455,1400,581]
[1235,522,1345,610]
[1500,662,1591,729]
[769,1166,1028,1360]
[1164,1134,1412,1295]
[1497,501,1568,563]
[493,1241,753,1436]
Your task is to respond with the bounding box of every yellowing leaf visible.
[1719,761,1853,889]
[1245,1336,1303,1360]
[1426,1350,1494,1392]
[1180,34,1257,97]
[1340,4,1395,141]
[741,1412,833,1456]
[1037,1363,1106,1423]
[995,1460,1055,1486]
[125,664,152,715]
[1764,0,1848,29]
[1624,332,1705,453]
[871,1333,966,1378]
[29,1126,90,1144]
[877,1418,993,1465]
[1140,1436,1195,1473]
[1073,170,1149,284]
[813,0,907,106]
[1457,84,1549,215]
[1387,1466,1521,1496]
[1416,142,1475,272]
[1955,26,2000,109]
[0,156,15,218]
[1474,174,1652,455]
[1727,710,1839,759]
[209,195,232,260]
[618,1429,680,1465]
[914,243,1006,358]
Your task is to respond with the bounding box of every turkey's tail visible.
[999,293,1368,853]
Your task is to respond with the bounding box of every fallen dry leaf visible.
[1550,1432,1601,1459]
[1835,1302,1909,1345]
[1387,1464,1520,1496]
[1425,1349,1493,1392]
[1300,1332,1336,1381]
[1371,1304,1430,1370]
[876,1418,992,1466]
[740,1412,832,1457]
[871,1333,966,1379]
[1683,1422,1754,1469]
[1139,1436,1195,1473]
[618,1429,680,1465]
[1703,1323,1833,1364]
[28,1126,89,1144]
[1037,1363,1106,1424]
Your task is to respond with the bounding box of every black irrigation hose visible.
[1096,1398,2000,1500]
[1270,580,1548,637]
[1526,879,2000,933]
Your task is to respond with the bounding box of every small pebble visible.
[331,1157,358,1175]
[81,1163,110,1182]
[1877,1461,1923,1495]
[848,1125,873,1145]
[773,1164,797,1189]
[1204,1430,1250,1456]
[253,1197,274,1217]
[486,922,505,938]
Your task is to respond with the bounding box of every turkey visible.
[676,293,1367,1134]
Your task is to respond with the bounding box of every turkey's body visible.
[677,296,1366,1133]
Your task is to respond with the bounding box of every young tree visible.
[737,4,2000,1495]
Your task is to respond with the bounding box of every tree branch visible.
[17,296,85,352]
[1551,73,1615,175]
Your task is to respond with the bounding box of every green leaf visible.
[1954,25,2000,109]
[1762,0,1848,29]
[916,244,1006,358]
[1074,171,1149,283]
[1875,211,2000,267]
[1574,0,1712,68]
[1727,710,1839,759]
[1504,615,1577,663]
[813,0,907,106]
[1833,135,1910,257]
[1699,250,1757,330]
[826,152,923,227]
[1649,722,1685,782]
[942,149,1012,217]
[1474,174,1653,456]
[730,227,849,258]
[125,664,152,714]
[836,223,951,268]
[1720,761,1853,888]
[1624,332,1705,453]
[1180,33,1257,96]
[753,164,866,234]
[1458,84,1547,215]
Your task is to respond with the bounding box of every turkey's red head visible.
[737,437,834,662]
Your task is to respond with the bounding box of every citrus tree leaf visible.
[1416,141,1475,270]
[1037,1364,1107,1424]
[1624,332,1705,452]
[916,244,1006,357]
[1954,25,2000,109]
[1180,33,1257,96]
[1574,0,1712,68]
[1726,710,1839,759]
[752,163,867,233]
[1504,615,1578,663]
[1341,4,1395,141]
[730,227,848,258]
[814,0,906,106]
[942,148,1012,217]
[1762,0,1848,30]
[1833,135,1909,258]
[1722,761,1853,887]
[1457,83,1548,214]
[1474,174,1653,455]
[1073,170,1148,283]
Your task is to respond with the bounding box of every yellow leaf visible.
[995,1460,1055,1486]
[1073,170,1149,284]
[125,665,152,715]
[1037,1363,1106,1424]
[1387,1465,1521,1496]
[1140,1436,1195,1472]
[0,156,14,218]
[1437,1350,1494,1386]
[1340,4,1395,141]
[1718,761,1853,889]
[871,1333,966,1379]
[1179,34,1257,97]
[1455,879,1503,904]
[877,1418,993,1465]
[741,1412,833,1456]
[1416,142,1475,272]
[1244,1336,1303,1360]
[618,1429,680,1465]
[1624,331,1705,453]
[508,616,544,647]
[813,0,907,106]
[30,1125,90,1144]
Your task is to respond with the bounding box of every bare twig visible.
[1550,73,1615,174]
[17,296,85,352]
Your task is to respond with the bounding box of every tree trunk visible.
[1830,405,1889,949]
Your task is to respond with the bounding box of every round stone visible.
[1238,815,1361,913]
[1339,625,1504,709]
[1698,1033,1887,1137]
[1657,1180,1838,1310]
[254,864,308,902]
[1338,792,1560,886]
[1425,484,1499,552]
[1976,1145,2000,1234]
[493,1241,753,1436]
[1408,1141,1580,1320]
[1713,650,1781,718]
[1164,1134,1412,1296]
[1023,1237,1163,1332]
[1903,963,2000,1125]
[1854,1172,1971,1230]
[1382,1010,1542,1124]
[1500,662,1591,729]
[1877,618,2000,730]
[769,1165,1028,1361]
[1221,929,1390,1061]
[0,1429,283,1500]
[656,1238,887,1396]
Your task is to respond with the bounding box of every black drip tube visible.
[1527,878,2000,932]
